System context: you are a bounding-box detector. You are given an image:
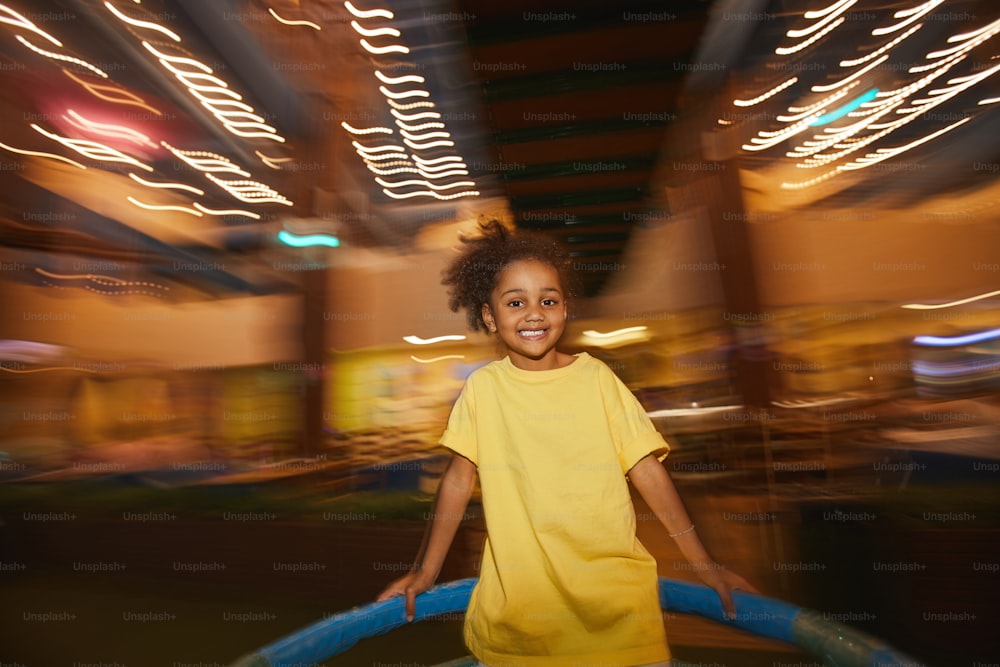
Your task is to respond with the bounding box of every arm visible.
[376,452,477,621]
[627,454,758,617]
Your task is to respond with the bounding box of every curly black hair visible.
[441,219,575,333]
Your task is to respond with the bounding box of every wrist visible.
[690,560,726,574]
[668,523,695,538]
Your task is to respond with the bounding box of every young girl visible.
[378,220,756,667]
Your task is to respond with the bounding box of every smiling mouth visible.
[517,328,548,341]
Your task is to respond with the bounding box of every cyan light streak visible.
[278,230,340,248]
[809,88,879,126]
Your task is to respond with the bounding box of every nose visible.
[524,302,543,321]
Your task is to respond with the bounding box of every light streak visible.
[192,203,261,219]
[849,117,972,168]
[350,20,399,37]
[391,109,442,122]
[903,290,1000,310]
[360,39,409,55]
[255,151,293,170]
[413,155,464,165]
[402,137,455,150]
[268,7,321,30]
[32,124,153,170]
[776,17,844,56]
[345,0,476,203]
[63,109,157,148]
[582,326,648,339]
[15,35,108,78]
[351,141,405,153]
[0,140,86,169]
[161,143,251,176]
[341,122,393,135]
[0,3,62,45]
[141,41,285,142]
[403,335,466,345]
[378,85,430,100]
[386,98,436,110]
[344,1,394,20]
[394,120,445,132]
[399,129,451,141]
[840,24,923,66]
[35,267,169,297]
[809,88,880,126]
[925,17,1000,60]
[804,0,854,19]
[205,174,294,206]
[278,230,339,247]
[872,0,945,36]
[913,329,1000,347]
[356,149,407,162]
[62,70,162,115]
[128,173,205,194]
[375,70,424,84]
[127,196,202,216]
[743,116,820,151]
[733,77,798,107]
[382,189,479,200]
[410,354,464,363]
[811,55,887,92]
[375,177,475,190]
[104,1,181,41]
[788,0,854,38]
[1,365,97,374]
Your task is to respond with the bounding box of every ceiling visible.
[0,0,997,306]
[0,0,718,301]
[451,0,712,295]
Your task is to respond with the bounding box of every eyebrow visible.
[500,287,562,297]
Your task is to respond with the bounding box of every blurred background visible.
[0,0,998,665]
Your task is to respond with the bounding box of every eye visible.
[507,299,523,308]
[542,298,559,306]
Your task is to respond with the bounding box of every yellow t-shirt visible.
[440,352,671,667]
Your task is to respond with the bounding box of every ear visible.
[481,302,496,333]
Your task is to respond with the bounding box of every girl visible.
[378,220,755,667]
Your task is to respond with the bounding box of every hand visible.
[695,563,759,620]
[376,569,436,622]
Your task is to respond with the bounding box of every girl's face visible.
[482,259,568,371]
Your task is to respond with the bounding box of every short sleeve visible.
[604,370,670,473]
[439,379,478,466]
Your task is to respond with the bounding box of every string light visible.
[0,140,86,169]
[103,1,181,41]
[268,7,321,30]
[62,70,162,115]
[15,35,108,77]
[63,109,157,149]
[403,335,466,345]
[0,3,62,45]
[342,0,478,202]
[32,124,153,170]
[128,173,205,195]
[127,196,202,216]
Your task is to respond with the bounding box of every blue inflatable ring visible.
[228,577,925,667]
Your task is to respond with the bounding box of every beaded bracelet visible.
[669,524,696,538]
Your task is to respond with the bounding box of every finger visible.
[730,576,761,595]
[405,587,416,623]
[376,588,398,602]
[719,589,737,620]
